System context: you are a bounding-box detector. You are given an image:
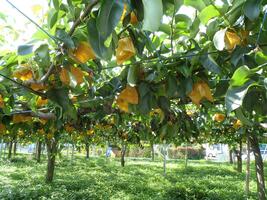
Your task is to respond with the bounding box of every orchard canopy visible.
[0,0,267,161]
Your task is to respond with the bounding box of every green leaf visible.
[142,0,163,32]
[47,87,77,120]
[138,82,150,98]
[264,78,267,90]
[53,0,60,10]
[166,75,177,97]
[158,96,170,112]
[177,65,191,78]
[190,18,200,38]
[56,29,74,49]
[34,44,50,68]
[48,9,58,29]
[230,65,251,87]
[235,108,253,126]
[159,24,171,35]
[213,29,226,51]
[198,5,220,25]
[200,54,221,74]
[131,0,144,21]
[174,0,183,11]
[243,0,261,21]
[184,0,205,11]
[225,81,256,112]
[214,80,229,98]
[255,51,267,65]
[230,46,250,66]
[226,0,245,25]
[87,18,110,59]
[17,45,34,56]
[127,65,138,86]
[97,0,124,39]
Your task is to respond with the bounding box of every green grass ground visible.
[0,154,263,200]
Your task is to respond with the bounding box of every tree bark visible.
[151,141,155,161]
[245,130,250,199]
[4,142,7,159]
[46,139,57,183]
[121,144,126,167]
[185,145,188,169]
[13,141,17,156]
[85,143,89,159]
[235,141,242,173]
[36,140,42,163]
[0,139,3,159]
[8,141,13,159]
[229,149,233,164]
[71,144,75,161]
[250,134,266,200]
[163,144,167,176]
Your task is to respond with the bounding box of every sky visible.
[0,0,196,52]
[0,0,48,51]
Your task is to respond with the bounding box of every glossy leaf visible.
[17,44,34,56]
[225,81,256,112]
[97,0,124,39]
[142,0,163,32]
[243,0,261,21]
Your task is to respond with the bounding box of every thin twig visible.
[102,49,227,70]
[25,63,56,85]
[31,111,56,120]
[0,109,56,119]
[209,0,231,26]
[68,0,99,37]
[0,73,46,98]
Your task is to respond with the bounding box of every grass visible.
[0,154,263,200]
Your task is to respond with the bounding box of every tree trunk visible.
[71,144,74,161]
[185,145,188,169]
[229,149,233,164]
[8,141,13,159]
[163,144,167,176]
[235,141,242,173]
[0,139,3,159]
[13,141,17,156]
[151,141,155,161]
[250,134,266,200]
[36,140,42,163]
[85,143,89,159]
[121,144,126,167]
[66,143,69,158]
[46,139,57,183]
[245,130,250,199]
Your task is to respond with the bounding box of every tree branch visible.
[4,110,56,120]
[68,0,99,37]
[25,0,99,85]
[24,63,56,85]
[0,73,47,98]
[31,111,56,120]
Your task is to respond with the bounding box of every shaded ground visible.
[0,154,262,200]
